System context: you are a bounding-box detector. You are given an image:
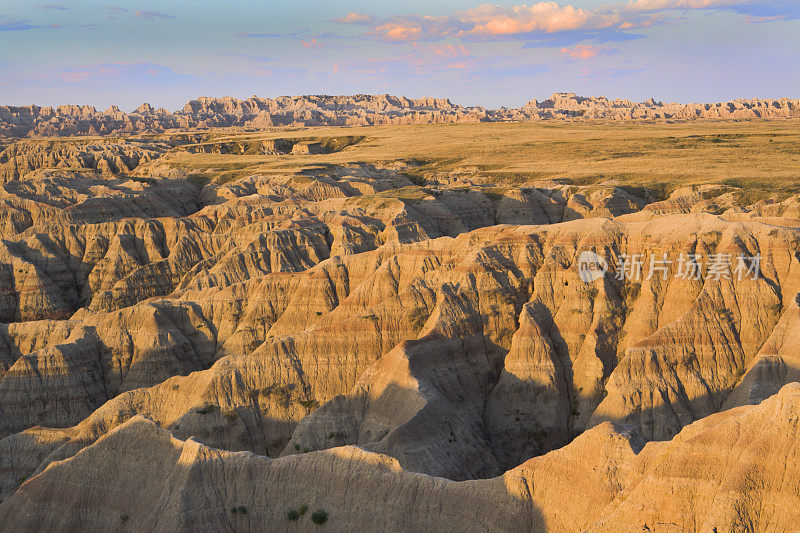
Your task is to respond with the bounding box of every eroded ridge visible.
[0,124,798,531]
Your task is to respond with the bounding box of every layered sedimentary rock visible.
[0,95,486,138]
[0,139,170,181]
[0,208,798,500]
[2,92,798,138]
[0,133,798,530]
[2,383,800,531]
[521,92,800,120]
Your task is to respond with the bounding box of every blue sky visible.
[0,0,798,110]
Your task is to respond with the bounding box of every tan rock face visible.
[0,139,169,181]
[0,127,799,530]
[2,384,799,531]
[2,93,799,138]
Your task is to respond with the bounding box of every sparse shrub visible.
[311,510,328,525]
[606,305,626,322]
[624,280,641,303]
[286,509,300,521]
[316,311,322,316]
[589,381,607,404]
[299,505,309,516]
[187,174,211,188]
[121,514,130,523]
[273,384,296,408]
[407,308,429,330]
[294,444,300,450]
[766,302,783,316]
[299,399,318,411]
[196,403,215,415]
[237,506,248,515]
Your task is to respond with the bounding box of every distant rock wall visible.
[2,92,798,138]
[521,92,800,120]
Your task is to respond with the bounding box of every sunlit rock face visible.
[2,93,799,138]
[0,121,799,531]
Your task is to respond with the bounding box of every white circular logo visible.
[578,251,608,283]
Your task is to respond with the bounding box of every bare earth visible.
[0,111,799,531]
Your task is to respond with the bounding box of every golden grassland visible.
[144,120,800,197]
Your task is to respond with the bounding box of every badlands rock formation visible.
[0,128,797,531]
[2,93,799,138]
[3,384,800,531]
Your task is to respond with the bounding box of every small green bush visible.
[286,509,300,521]
[311,510,328,525]
[299,505,309,516]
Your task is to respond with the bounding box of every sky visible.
[0,0,798,110]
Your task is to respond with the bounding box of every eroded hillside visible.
[2,93,799,138]
[0,122,798,531]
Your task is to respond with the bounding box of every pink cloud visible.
[744,14,785,23]
[58,64,127,83]
[560,44,605,59]
[345,44,482,77]
[461,2,621,35]
[353,1,708,43]
[335,12,374,24]
[360,3,655,42]
[341,0,775,46]
[374,23,422,42]
[617,20,656,29]
[369,16,465,42]
[428,44,471,58]
[626,0,748,11]
[301,38,321,48]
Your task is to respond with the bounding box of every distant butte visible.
[1,92,799,138]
